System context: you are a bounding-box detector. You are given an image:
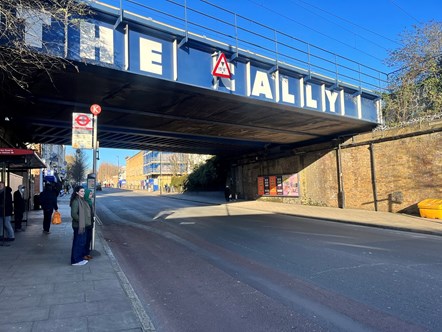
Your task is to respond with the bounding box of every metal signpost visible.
[90,104,101,249]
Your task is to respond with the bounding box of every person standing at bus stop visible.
[70,186,91,266]
[39,183,58,234]
[13,185,26,232]
[0,181,15,241]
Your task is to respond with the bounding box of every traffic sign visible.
[90,104,102,115]
[212,53,231,78]
[74,113,92,128]
[72,112,93,149]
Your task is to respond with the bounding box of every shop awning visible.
[0,148,46,170]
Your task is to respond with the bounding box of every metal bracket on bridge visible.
[178,36,188,49]
[330,83,343,92]
[352,89,362,98]
[114,10,124,30]
[304,73,314,83]
[267,65,278,76]
[230,53,239,62]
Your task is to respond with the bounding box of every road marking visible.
[325,241,388,251]
[153,210,175,220]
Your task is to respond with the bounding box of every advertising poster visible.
[263,176,270,195]
[269,176,277,196]
[257,174,299,197]
[276,176,283,195]
[257,177,264,196]
[282,174,299,197]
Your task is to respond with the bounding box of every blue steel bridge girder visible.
[1,1,383,156]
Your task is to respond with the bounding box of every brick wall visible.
[235,120,442,214]
[126,151,145,189]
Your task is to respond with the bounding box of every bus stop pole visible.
[91,113,97,250]
[90,104,101,250]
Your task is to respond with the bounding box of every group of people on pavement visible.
[39,183,95,266]
[0,181,28,242]
[36,183,96,266]
[0,181,60,241]
[1,181,95,267]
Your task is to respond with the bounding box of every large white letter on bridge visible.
[252,71,273,100]
[305,84,318,109]
[325,90,339,113]
[17,8,51,48]
[80,22,114,64]
[140,38,163,75]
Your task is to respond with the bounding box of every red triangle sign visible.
[212,53,231,78]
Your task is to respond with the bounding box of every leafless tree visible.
[97,162,119,184]
[0,0,90,90]
[383,21,442,126]
[168,153,182,176]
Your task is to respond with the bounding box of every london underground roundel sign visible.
[75,114,91,127]
[90,104,102,115]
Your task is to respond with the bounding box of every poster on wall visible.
[263,176,270,195]
[257,177,265,195]
[257,174,299,197]
[276,176,283,195]
[282,174,299,196]
[269,176,277,196]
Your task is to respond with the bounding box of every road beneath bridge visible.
[98,189,442,331]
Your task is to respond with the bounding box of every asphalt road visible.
[96,189,442,332]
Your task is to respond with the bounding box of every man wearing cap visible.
[13,185,26,232]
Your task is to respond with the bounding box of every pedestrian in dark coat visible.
[13,185,26,231]
[70,186,91,266]
[39,184,58,234]
[224,186,231,202]
[0,182,15,241]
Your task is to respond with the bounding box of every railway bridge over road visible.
[1,0,385,158]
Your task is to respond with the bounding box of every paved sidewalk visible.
[1,191,441,332]
[0,197,154,332]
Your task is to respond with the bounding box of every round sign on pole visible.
[90,104,102,115]
[75,114,92,127]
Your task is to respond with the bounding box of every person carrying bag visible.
[52,211,62,224]
[39,183,58,234]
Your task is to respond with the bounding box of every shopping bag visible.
[52,211,62,224]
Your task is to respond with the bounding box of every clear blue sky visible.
[116,0,442,74]
[67,0,441,165]
[226,0,441,73]
[65,146,137,168]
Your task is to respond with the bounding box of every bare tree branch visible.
[0,0,90,91]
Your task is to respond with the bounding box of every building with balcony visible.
[125,151,211,191]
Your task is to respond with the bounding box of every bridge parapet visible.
[15,0,384,125]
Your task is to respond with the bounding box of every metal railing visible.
[96,0,389,93]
